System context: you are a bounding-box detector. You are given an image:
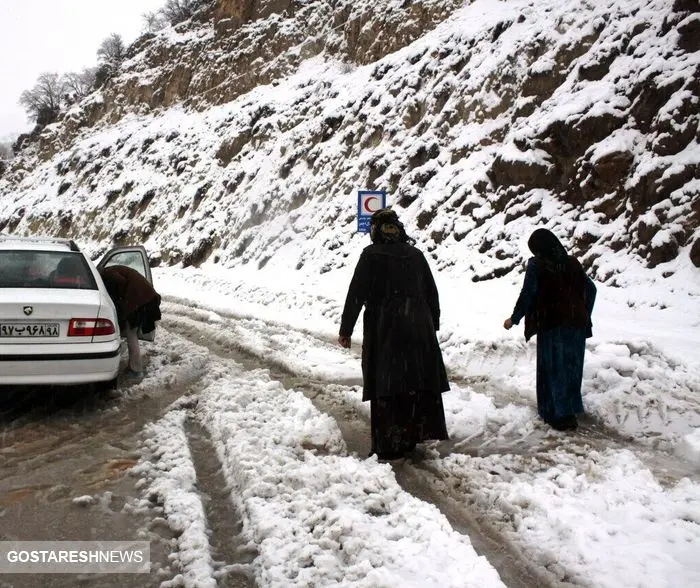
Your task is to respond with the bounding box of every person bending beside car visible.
[99,265,161,381]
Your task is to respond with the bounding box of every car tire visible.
[94,377,118,395]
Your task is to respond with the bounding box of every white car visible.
[0,235,154,385]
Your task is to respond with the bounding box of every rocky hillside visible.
[1,0,698,285]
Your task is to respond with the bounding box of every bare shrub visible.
[142,11,167,33]
[159,0,203,25]
[95,33,126,87]
[97,33,126,68]
[18,72,65,124]
[63,68,98,102]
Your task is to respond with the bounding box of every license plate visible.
[0,323,60,337]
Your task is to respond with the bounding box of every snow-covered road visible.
[129,292,700,588]
[1,276,696,587]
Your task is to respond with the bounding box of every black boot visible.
[550,415,577,431]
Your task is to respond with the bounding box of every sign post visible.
[357,190,387,233]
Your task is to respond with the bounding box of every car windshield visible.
[0,251,97,290]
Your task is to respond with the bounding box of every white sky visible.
[0,0,165,140]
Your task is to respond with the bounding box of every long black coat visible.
[339,243,450,401]
[100,265,161,331]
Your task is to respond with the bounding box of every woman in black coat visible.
[339,208,449,459]
[504,229,596,431]
[100,265,161,380]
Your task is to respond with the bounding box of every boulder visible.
[673,0,700,13]
[578,47,619,82]
[521,69,565,98]
[631,163,698,210]
[636,215,659,245]
[691,238,700,268]
[651,86,698,156]
[630,78,685,131]
[652,122,698,156]
[648,234,679,268]
[678,14,700,52]
[215,0,254,25]
[489,154,557,190]
[592,149,634,185]
[540,112,624,157]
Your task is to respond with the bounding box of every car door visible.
[96,245,157,341]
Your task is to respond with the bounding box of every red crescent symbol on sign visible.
[363,196,379,213]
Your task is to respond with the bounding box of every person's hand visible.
[338,335,351,348]
[503,318,513,330]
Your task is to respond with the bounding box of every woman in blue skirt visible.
[504,229,597,431]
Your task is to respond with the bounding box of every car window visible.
[0,251,97,289]
[102,251,147,279]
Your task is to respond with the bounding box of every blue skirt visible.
[536,327,586,421]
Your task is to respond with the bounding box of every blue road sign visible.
[357,190,387,233]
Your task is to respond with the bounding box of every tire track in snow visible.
[136,406,219,588]
[184,417,259,588]
[135,394,257,587]
[299,381,557,588]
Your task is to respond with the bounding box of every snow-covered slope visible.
[0,0,698,287]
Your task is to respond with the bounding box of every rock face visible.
[215,0,293,23]
[0,0,699,282]
[34,0,463,156]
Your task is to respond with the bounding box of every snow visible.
[127,255,700,588]
[195,366,503,587]
[71,495,97,507]
[1,0,699,585]
[152,258,700,449]
[588,129,640,163]
[651,229,675,248]
[437,449,700,588]
[132,324,506,587]
[3,0,699,290]
[677,430,700,467]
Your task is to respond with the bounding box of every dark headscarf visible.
[369,208,416,245]
[528,228,569,272]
